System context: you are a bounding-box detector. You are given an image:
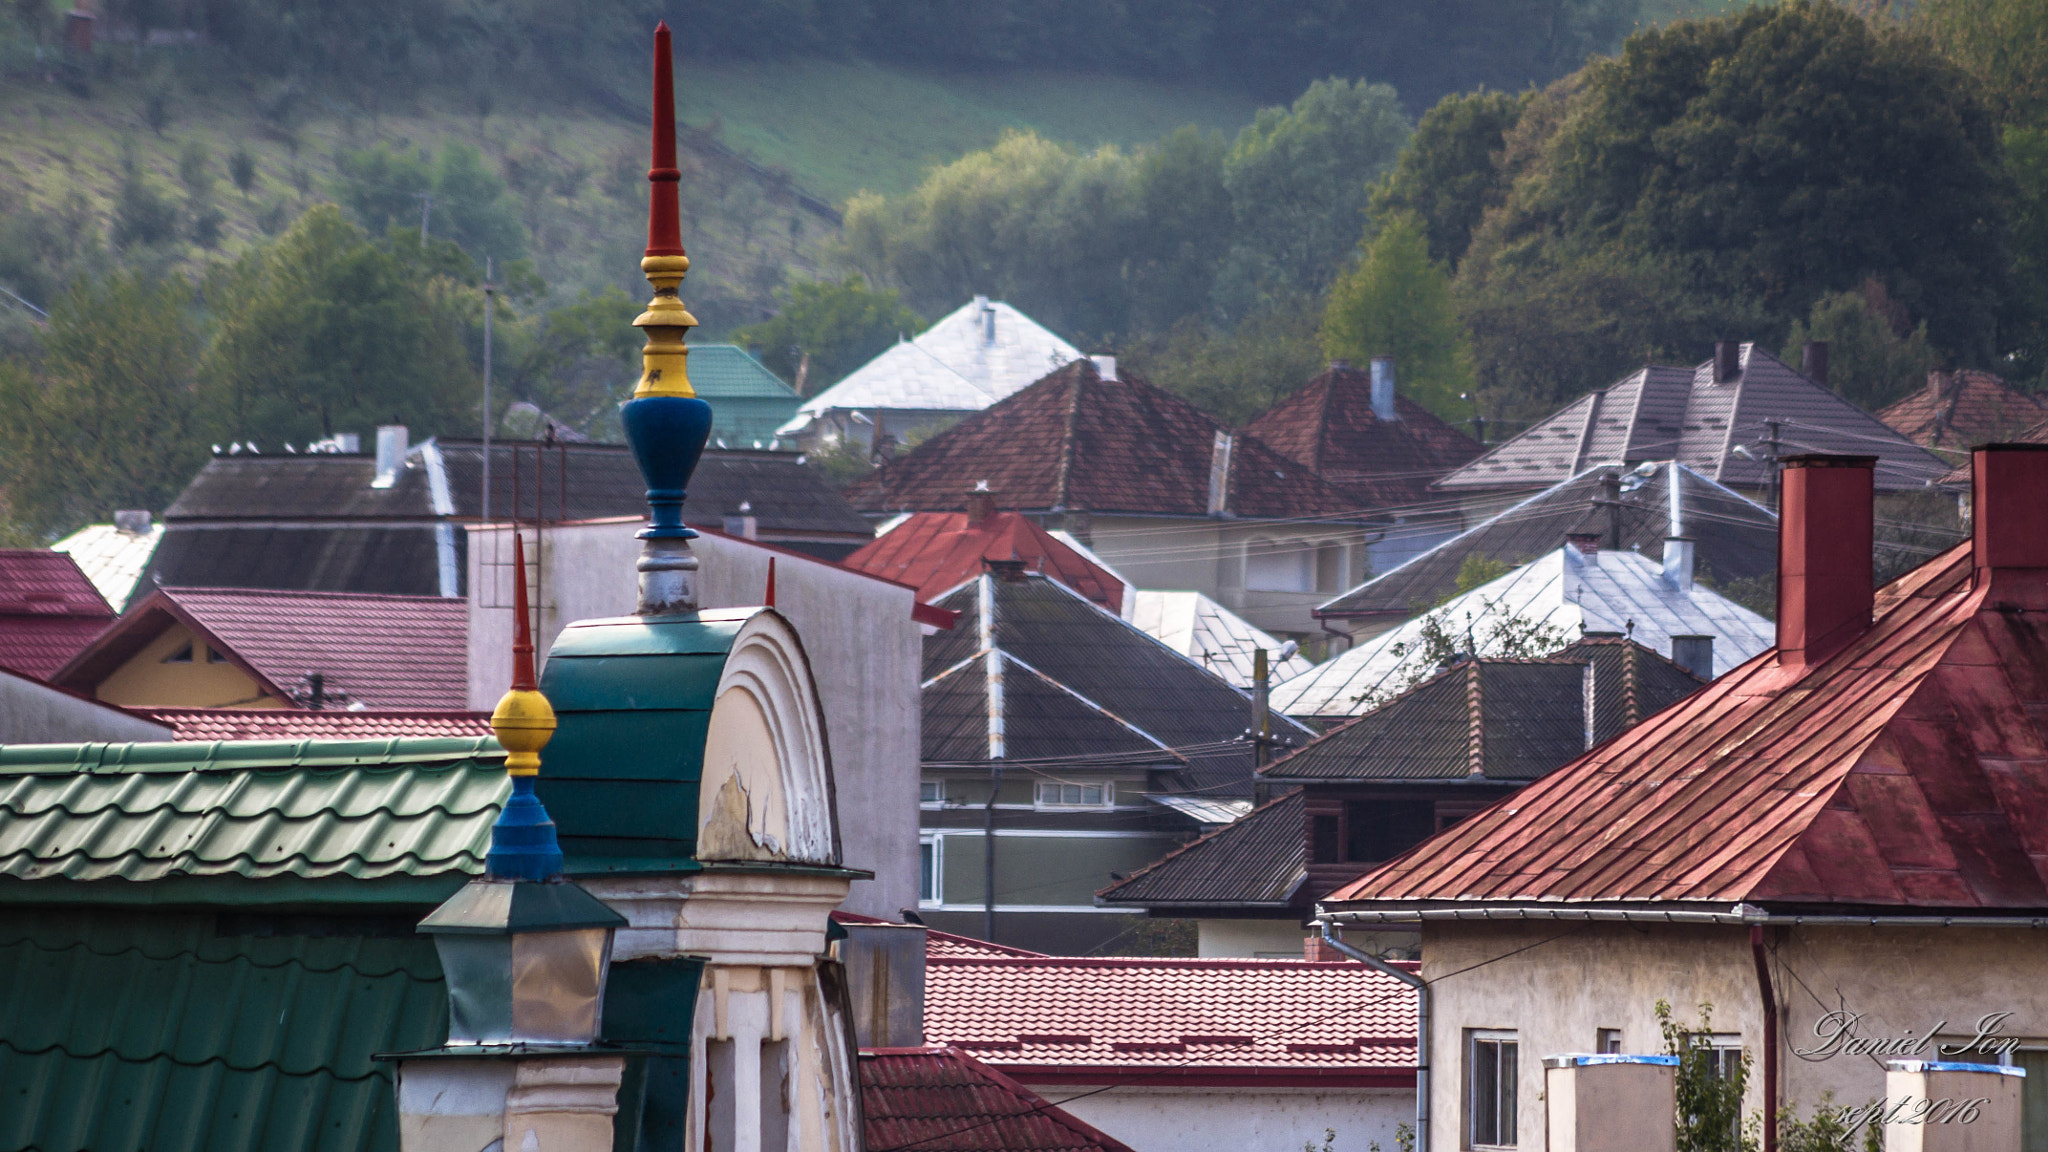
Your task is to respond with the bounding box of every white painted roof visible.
[1271,545,1774,718]
[51,524,162,612]
[781,297,1081,433]
[1130,589,1316,691]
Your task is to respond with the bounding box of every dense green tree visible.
[1124,127,1235,332]
[335,142,525,262]
[2003,126,2048,383]
[1320,214,1476,419]
[1118,294,1325,427]
[202,205,473,443]
[111,147,180,251]
[1371,90,1529,269]
[731,276,924,394]
[1783,284,1938,410]
[1920,0,2048,128]
[1218,78,1410,308]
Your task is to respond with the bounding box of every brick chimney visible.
[1566,532,1601,558]
[1777,454,1876,668]
[1801,340,1829,387]
[1972,444,2048,606]
[965,480,997,528]
[1713,341,1741,384]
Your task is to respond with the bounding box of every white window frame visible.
[1468,1028,1519,1149]
[919,780,945,807]
[918,835,941,906]
[1034,780,1114,810]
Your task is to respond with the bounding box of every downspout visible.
[982,573,1003,943]
[1319,919,1428,1152]
[1751,924,1777,1152]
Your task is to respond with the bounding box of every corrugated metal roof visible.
[145,525,448,596]
[846,510,1126,612]
[859,1046,1136,1152]
[0,906,445,1152]
[1129,591,1312,690]
[1276,544,1772,718]
[0,737,503,884]
[689,343,801,400]
[1245,365,1481,510]
[1327,541,2048,910]
[50,523,162,613]
[790,298,1082,430]
[1098,790,1306,908]
[146,708,495,742]
[1436,346,1951,492]
[1320,462,1779,617]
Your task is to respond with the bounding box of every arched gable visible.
[697,610,838,865]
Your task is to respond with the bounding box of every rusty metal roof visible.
[859,1046,1136,1152]
[1328,542,2048,910]
[846,510,1127,612]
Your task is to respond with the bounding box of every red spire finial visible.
[647,22,684,258]
[511,531,537,691]
[765,557,776,608]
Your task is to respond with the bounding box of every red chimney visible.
[965,481,997,529]
[1973,444,2048,605]
[1777,455,1876,668]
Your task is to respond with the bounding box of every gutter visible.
[1323,902,2048,928]
[1316,919,1428,1152]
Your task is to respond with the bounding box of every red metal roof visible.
[844,511,1124,611]
[923,955,1416,1087]
[145,708,494,742]
[54,587,468,710]
[0,551,114,680]
[1245,365,1482,510]
[1328,539,2048,910]
[859,1047,1137,1152]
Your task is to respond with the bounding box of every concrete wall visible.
[0,670,173,744]
[1417,919,2048,1150]
[1197,918,1309,958]
[467,519,922,920]
[1087,517,1369,643]
[1024,1083,1411,1152]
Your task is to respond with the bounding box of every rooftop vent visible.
[372,425,408,489]
[113,510,151,535]
[1091,354,1117,381]
[1370,356,1399,422]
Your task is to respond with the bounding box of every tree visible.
[2003,126,2048,383]
[335,142,525,261]
[1372,90,1529,269]
[1118,294,1325,427]
[111,147,180,251]
[1919,0,2048,128]
[1783,282,1938,410]
[731,276,924,394]
[1658,1000,1757,1152]
[1320,213,1476,419]
[228,146,258,197]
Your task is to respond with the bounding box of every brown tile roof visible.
[54,587,468,710]
[844,510,1125,611]
[1245,366,1481,510]
[1878,371,2048,456]
[145,708,493,741]
[0,552,115,680]
[1326,535,2048,911]
[844,360,1364,520]
[858,1047,1137,1152]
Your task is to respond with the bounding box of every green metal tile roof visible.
[0,738,507,886]
[688,345,799,400]
[0,906,447,1152]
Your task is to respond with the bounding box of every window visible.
[1597,1028,1623,1054]
[1245,540,1313,592]
[1346,800,1436,863]
[2016,1048,2048,1151]
[1469,1030,1519,1148]
[919,837,941,905]
[206,646,230,664]
[920,780,945,805]
[1316,542,1346,593]
[1035,781,1111,808]
[161,642,193,664]
[1310,814,1342,864]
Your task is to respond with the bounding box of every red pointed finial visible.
[765,557,776,608]
[647,22,684,258]
[511,531,537,691]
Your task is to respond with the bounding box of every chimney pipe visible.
[1801,340,1829,387]
[1713,341,1741,384]
[1661,537,1695,592]
[372,425,408,489]
[1207,431,1234,516]
[980,299,996,345]
[1369,356,1399,422]
[1777,454,1876,668]
[1971,444,2048,602]
[965,480,996,528]
[721,500,757,540]
[1671,635,1713,679]
[1090,354,1117,382]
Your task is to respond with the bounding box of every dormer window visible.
[162,642,194,664]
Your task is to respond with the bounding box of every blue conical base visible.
[487,776,564,881]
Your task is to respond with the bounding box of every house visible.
[844,490,1131,612]
[1432,342,1950,516]
[1315,462,1779,643]
[1273,529,1772,720]
[777,295,1082,450]
[858,1047,1139,1152]
[0,550,113,681]
[1878,368,2048,457]
[846,357,1376,643]
[51,586,469,710]
[144,432,873,599]
[687,342,804,447]
[916,568,1314,954]
[0,663,173,743]
[1245,357,1483,574]
[1318,447,2048,1149]
[50,509,161,610]
[1128,590,1313,690]
[1098,639,1703,958]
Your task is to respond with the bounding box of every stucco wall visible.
[93,622,286,708]
[467,520,921,920]
[1086,517,1367,641]
[0,671,173,744]
[1025,1083,1412,1152]
[1198,917,1309,958]
[1416,920,2048,1150]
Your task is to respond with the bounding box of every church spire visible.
[621,22,715,615]
[485,530,563,879]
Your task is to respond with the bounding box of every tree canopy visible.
[1320,214,1476,419]
[731,277,924,394]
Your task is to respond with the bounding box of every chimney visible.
[721,500,757,540]
[335,433,362,454]
[838,922,927,1048]
[1090,354,1117,381]
[1661,537,1695,592]
[980,297,996,344]
[1369,356,1399,422]
[1777,454,1876,668]
[372,425,408,489]
[985,557,1028,583]
[1972,444,2048,603]
[1671,635,1714,679]
[1566,532,1601,559]
[113,509,151,535]
[1713,341,1741,384]
[1801,340,1829,387]
[1928,370,1951,403]
[965,480,996,528]
[1581,661,1597,750]
[1207,431,1234,516]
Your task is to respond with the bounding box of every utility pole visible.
[417,191,433,243]
[482,257,494,527]
[1251,648,1273,805]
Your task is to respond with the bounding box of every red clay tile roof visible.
[54,587,468,709]
[1328,538,2048,910]
[859,1047,1137,1152]
[923,954,1416,1086]
[844,511,1125,611]
[844,360,1364,520]
[0,552,115,680]
[1245,367,1482,510]
[1878,371,2048,456]
[145,708,493,742]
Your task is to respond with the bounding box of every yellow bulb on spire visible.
[493,531,557,776]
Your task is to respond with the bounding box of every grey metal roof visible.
[1436,345,1952,492]
[1320,462,1778,617]
[1096,789,1306,908]
[1128,590,1314,689]
[145,525,448,596]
